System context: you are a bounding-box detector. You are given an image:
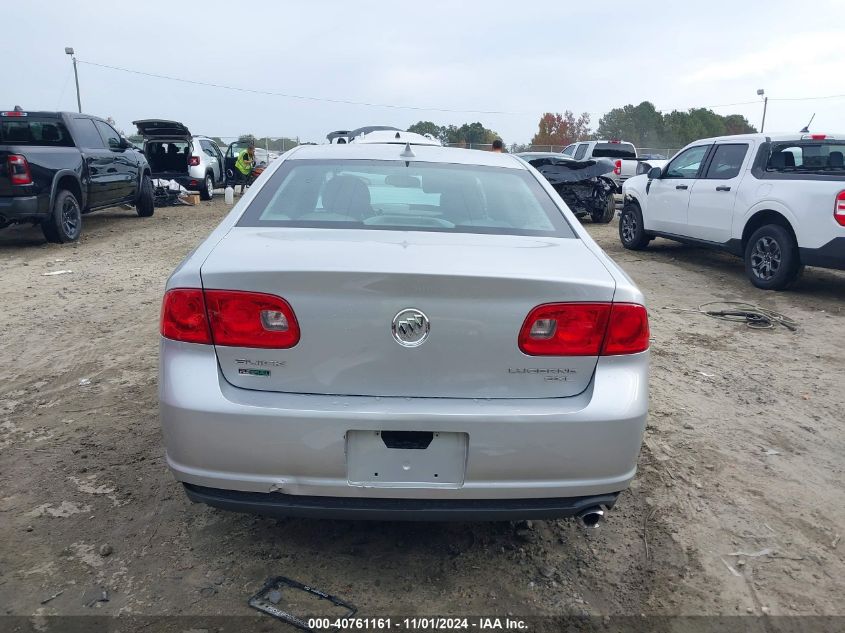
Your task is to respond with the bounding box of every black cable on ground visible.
[670,301,798,331]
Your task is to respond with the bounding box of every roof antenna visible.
[799,113,815,134]
[400,142,415,159]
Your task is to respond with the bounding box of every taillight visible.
[1,111,27,117]
[836,191,845,227]
[614,159,622,176]
[160,289,212,344]
[161,288,300,348]
[7,154,32,185]
[601,303,650,355]
[204,290,299,348]
[519,302,649,356]
[188,156,200,166]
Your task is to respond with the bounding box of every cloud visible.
[684,31,845,84]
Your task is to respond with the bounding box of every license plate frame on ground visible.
[346,430,468,488]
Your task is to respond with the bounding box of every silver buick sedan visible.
[159,141,649,525]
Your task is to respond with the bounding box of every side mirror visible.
[648,166,662,179]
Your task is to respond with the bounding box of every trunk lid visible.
[132,119,191,140]
[200,228,617,399]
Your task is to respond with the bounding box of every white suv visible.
[619,133,845,289]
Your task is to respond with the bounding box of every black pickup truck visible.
[0,110,154,243]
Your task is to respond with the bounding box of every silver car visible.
[159,142,649,524]
[133,119,225,200]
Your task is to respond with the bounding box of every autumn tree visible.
[531,111,591,147]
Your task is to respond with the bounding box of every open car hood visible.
[531,157,615,184]
[132,119,191,140]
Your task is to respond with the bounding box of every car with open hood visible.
[517,152,617,223]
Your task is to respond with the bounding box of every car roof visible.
[516,152,570,159]
[286,143,527,168]
[685,133,844,146]
[351,129,441,146]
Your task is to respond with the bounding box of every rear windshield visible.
[768,141,845,173]
[237,159,575,238]
[592,143,636,159]
[0,118,74,146]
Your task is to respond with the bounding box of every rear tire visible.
[199,172,214,201]
[619,202,650,250]
[744,224,802,290]
[591,194,616,223]
[42,189,82,243]
[136,174,155,217]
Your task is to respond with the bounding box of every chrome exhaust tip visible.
[576,506,605,529]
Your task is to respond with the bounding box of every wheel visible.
[136,174,155,217]
[199,172,214,201]
[744,224,802,290]
[618,202,651,250]
[591,194,616,223]
[42,189,82,243]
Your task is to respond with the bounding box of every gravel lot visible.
[1,198,843,626]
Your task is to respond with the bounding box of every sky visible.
[3,0,844,144]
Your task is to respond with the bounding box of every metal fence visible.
[205,137,680,159]
[443,143,680,157]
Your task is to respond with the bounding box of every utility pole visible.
[757,88,767,133]
[65,47,82,113]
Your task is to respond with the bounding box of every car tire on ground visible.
[136,174,155,217]
[619,202,651,250]
[744,224,803,290]
[199,172,214,201]
[42,189,82,244]
[591,194,616,224]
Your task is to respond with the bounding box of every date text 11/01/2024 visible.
[307,617,529,630]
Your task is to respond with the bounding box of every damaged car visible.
[517,152,617,223]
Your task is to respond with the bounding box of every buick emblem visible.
[391,308,430,347]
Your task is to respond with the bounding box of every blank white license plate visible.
[346,430,468,488]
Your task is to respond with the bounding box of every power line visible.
[770,93,845,102]
[76,58,845,122]
[76,59,529,116]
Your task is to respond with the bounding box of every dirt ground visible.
[1,198,844,628]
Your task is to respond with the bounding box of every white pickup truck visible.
[619,133,845,289]
[561,140,664,192]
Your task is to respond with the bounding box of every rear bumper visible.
[160,340,648,508]
[151,173,198,191]
[0,195,48,224]
[800,237,845,271]
[183,483,620,521]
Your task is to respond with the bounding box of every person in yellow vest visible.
[234,141,256,193]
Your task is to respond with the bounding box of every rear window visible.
[592,143,637,159]
[768,141,845,173]
[0,118,74,146]
[238,159,575,238]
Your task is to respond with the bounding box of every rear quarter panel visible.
[734,175,845,249]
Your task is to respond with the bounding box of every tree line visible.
[126,101,756,153]
[407,101,756,152]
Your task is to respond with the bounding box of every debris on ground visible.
[669,301,798,330]
[248,576,357,630]
[42,270,72,276]
[85,588,109,608]
[40,590,63,605]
